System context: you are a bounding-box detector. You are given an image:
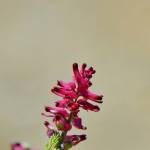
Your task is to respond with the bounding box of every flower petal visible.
[44,121,56,138]
[11,143,24,150]
[80,63,87,77]
[55,98,71,108]
[67,103,79,111]
[51,87,78,99]
[45,106,70,118]
[64,134,86,146]
[73,63,82,83]
[77,99,100,112]
[85,90,103,103]
[54,115,72,131]
[57,80,76,90]
[72,116,87,130]
[73,63,90,93]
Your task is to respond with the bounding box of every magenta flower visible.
[43,63,103,150]
[11,142,37,150]
[64,134,86,145]
[73,63,103,103]
[11,143,24,150]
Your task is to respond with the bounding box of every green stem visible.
[60,98,78,150]
[61,112,73,137]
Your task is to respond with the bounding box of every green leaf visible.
[45,133,62,150]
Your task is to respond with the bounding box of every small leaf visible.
[45,133,62,150]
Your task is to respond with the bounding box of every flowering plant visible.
[11,63,103,150]
[42,63,103,150]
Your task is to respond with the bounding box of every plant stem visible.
[60,112,73,150]
[61,112,73,137]
[60,98,78,150]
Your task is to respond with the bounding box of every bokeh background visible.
[0,0,150,150]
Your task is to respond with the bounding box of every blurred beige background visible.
[0,0,150,150]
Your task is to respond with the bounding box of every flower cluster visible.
[42,63,103,150]
[11,142,37,150]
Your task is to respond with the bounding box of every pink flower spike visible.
[42,62,104,149]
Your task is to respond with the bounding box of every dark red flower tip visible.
[92,70,96,74]
[82,63,87,69]
[55,115,61,121]
[51,87,59,92]
[44,121,49,127]
[73,63,78,70]
[96,100,103,103]
[97,95,103,100]
[88,81,92,86]
[45,106,49,112]
[80,134,87,140]
[55,102,59,107]
[45,106,50,112]
[83,63,87,66]
[87,74,92,78]
[89,67,93,71]
[99,100,103,103]
[57,80,61,86]
[13,143,21,146]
